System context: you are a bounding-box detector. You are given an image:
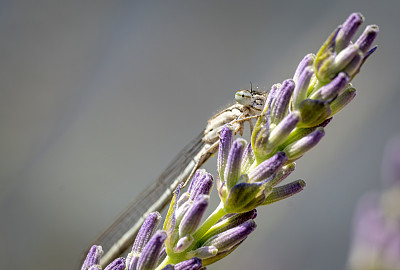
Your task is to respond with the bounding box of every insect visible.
[86,87,268,266]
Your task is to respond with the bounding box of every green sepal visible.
[223,182,266,213]
[315,27,339,83]
[297,99,331,128]
[251,101,271,163]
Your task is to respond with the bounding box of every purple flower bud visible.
[267,112,301,150]
[270,79,295,125]
[177,192,190,209]
[263,180,306,205]
[335,13,364,51]
[202,220,256,253]
[175,257,203,270]
[292,66,314,109]
[293,54,315,84]
[81,245,103,270]
[241,142,255,174]
[279,126,314,150]
[355,24,379,54]
[188,170,213,201]
[176,200,192,226]
[283,127,325,162]
[310,72,350,101]
[267,163,296,187]
[265,83,281,106]
[225,139,247,189]
[217,126,233,180]
[248,152,288,183]
[179,195,209,237]
[137,231,167,270]
[200,210,257,242]
[126,254,139,270]
[104,258,126,270]
[131,212,162,254]
[330,86,356,116]
[333,44,360,73]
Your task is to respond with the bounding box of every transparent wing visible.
[82,131,206,266]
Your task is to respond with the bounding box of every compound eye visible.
[235,90,252,106]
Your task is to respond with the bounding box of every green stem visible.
[192,202,227,242]
[155,256,172,270]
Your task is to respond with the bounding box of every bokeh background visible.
[1,1,399,269]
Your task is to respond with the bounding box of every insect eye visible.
[235,90,252,106]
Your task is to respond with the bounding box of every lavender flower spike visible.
[315,13,378,82]
[104,258,126,270]
[81,245,103,270]
[137,231,167,270]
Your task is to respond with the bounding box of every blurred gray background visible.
[1,0,399,269]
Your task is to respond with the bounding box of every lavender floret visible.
[104,258,126,270]
[81,245,103,270]
[175,257,203,270]
[137,231,167,270]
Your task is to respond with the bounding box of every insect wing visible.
[83,131,205,265]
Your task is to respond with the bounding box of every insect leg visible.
[180,140,221,188]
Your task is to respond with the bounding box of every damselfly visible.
[85,87,268,266]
